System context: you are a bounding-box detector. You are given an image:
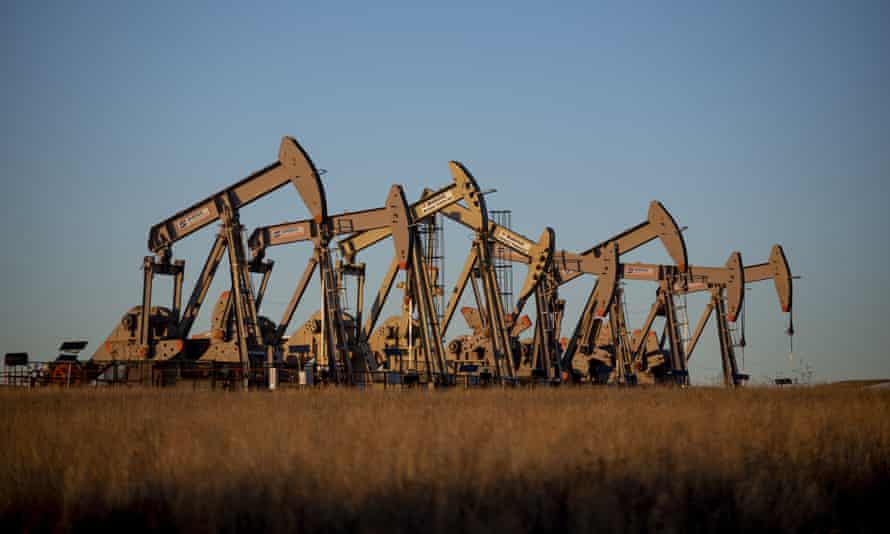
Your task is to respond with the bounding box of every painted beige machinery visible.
[553,201,688,378]
[583,287,641,384]
[249,161,501,383]
[333,161,493,380]
[626,329,665,385]
[70,133,798,390]
[283,310,360,377]
[426,200,565,378]
[580,251,745,385]
[188,290,278,362]
[366,317,427,376]
[337,162,554,381]
[477,201,688,381]
[434,193,554,379]
[627,244,793,386]
[444,306,534,376]
[436,224,553,379]
[92,136,326,368]
[246,184,421,383]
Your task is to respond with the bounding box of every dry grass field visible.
[1,387,889,533]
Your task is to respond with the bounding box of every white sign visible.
[271,226,306,240]
[176,207,211,231]
[418,190,455,215]
[625,266,656,277]
[494,228,531,254]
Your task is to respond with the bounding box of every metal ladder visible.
[724,292,749,383]
[319,249,353,383]
[673,292,691,354]
[535,275,558,375]
[714,290,746,386]
[662,285,689,384]
[616,286,634,382]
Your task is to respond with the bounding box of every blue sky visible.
[1,1,888,382]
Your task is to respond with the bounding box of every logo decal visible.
[176,207,211,231]
[625,266,656,277]
[419,191,455,215]
[494,228,531,254]
[271,226,306,240]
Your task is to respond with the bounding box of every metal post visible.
[267,345,276,391]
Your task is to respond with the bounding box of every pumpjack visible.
[57,132,797,391]
[421,198,558,379]
[625,244,793,386]
[336,162,553,382]
[469,201,688,382]
[584,251,745,385]
[247,183,426,384]
[92,137,326,380]
[248,165,478,384]
[433,188,554,380]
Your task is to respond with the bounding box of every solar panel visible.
[4,353,28,366]
[59,341,88,352]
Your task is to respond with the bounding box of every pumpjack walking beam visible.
[246,185,423,383]
[94,136,326,366]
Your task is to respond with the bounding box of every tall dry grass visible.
[1,387,889,533]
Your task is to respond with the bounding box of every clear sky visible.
[1,1,888,383]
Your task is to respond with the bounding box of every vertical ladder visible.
[418,213,446,322]
[613,286,635,384]
[319,248,353,384]
[662,284,689,385]
[673,292,691,352]
[724,291,746,371]
[532,273,558,377]
[713,289,743,387]
[490,210,514,314]
[716,290,747,386]
[409,233,448,383]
